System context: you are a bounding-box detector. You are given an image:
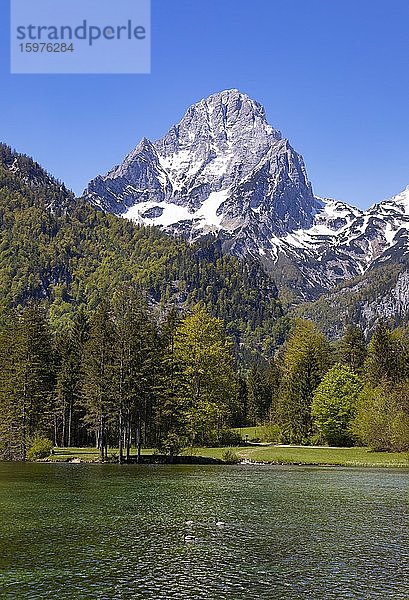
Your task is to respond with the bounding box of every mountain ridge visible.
[0,142,283,360]
[1,140,409,340]
[83,89,409,301]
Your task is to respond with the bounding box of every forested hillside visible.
[296,262,409,338]
[0,144,283,357]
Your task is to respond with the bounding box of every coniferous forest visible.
[0,145,408,461]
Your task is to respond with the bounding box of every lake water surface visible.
[0,462,408,599]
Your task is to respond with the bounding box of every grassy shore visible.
[185,445,409,467]
[46,445,409,467]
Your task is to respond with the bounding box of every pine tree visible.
[83,303,116,461]
[0,306,54,460]
[111,290,157,463]
[364,322,400,385]
[267,356,282,422]
[54,307,89,447]
[338,325,367,374]
[277,319,331,444]
[247,364,272,425]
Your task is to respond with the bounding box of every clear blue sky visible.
[1,0,409,208]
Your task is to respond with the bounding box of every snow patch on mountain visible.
[123,189,230,231]
[83,90,409,299]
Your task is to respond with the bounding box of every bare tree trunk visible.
[67,399,72,447]
[99,416,104,461]
[126,410,131,462]
[61,403,66,447]
[22,388,27,461]
[118,411,123,464]
[53,413,58,448]
[136,412,141,463]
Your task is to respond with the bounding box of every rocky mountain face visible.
[84,90,409,303]
[296,261,409,339]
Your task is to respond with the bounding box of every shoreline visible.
[27,445,409,468]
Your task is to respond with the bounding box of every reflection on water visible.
[0,463,408,599]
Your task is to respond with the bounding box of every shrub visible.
[222,449,240,464]
[258,424,281,443]
[26,436,54,461]
[201,428,242,447]
[389,411,409,452]
[157,433,187,457]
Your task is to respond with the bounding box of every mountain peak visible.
[84,90,316,240]
[199,88,275,128]
[167,89,282,150]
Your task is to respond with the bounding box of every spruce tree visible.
[83,303,116,461]
[247,364,272,425]
[338,325,367,374]
[0,305,54,460]
[364,322,400,385]
[277,319,331,444]
[54,307,89,447]
[111,290,157,463]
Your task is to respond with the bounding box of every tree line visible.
[0,297,408,461]
[0,296,240,461]
[248,319,409,452]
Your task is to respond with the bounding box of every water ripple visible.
[0,463,408,599]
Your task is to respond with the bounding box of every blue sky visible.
[1,0,409,208]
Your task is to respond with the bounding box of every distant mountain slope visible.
[84,89,409,301]
[296,260,409,338]
[0,144,283,358]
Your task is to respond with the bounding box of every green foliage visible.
[221,449,240,464]
[246,364,270,424]
[0,305,54,460]
[0,146,408,457]
[352,385,393,451]
[26,436,53,460]
[257,423,282,443]
[311,364,363,446]
[159,433,187,458]
[277,319,331,443]
[0,145,282,362]
[170,305,239,447]
[364,322,403,385]
[337,325,367,373]
[390,410,409,452]
[82,303,117,460]
[201,428,242,447]
[246,360,280,425]
[353,382,409,452]
[54,307,89,448]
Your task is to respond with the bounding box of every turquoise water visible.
[0,463,408,599]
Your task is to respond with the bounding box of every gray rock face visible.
[84,88,319,237]
[84,90,409,301]
[275,186,409,297]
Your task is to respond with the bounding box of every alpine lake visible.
[0,462,408,599]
